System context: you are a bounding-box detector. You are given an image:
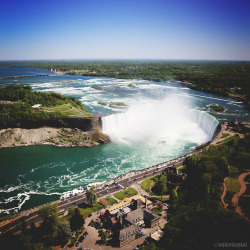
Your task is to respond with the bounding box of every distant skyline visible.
[1,0,250,60]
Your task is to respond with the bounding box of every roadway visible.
[0,150,201,234]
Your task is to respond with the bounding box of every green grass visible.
[154,208,163,215]
[228,166,240,178]
[217,135,238,145]
[105,197,118,205]
[154,196,169,202]
[221,133,230,139]
[141,175,161,192]
[210,104,225,112]
[41,103,93,117]
[114,188,138,200]
[141,177,155,192]
[78,202,104,218]
[226,177,241,193]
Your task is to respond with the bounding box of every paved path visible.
[232,171,250,222]
[211,122,244,145]
[221,177,229,210]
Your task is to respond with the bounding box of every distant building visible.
[32,104,42,109]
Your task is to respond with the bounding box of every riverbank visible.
[0,127,110,148]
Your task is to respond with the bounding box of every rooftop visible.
[123,194,152,206]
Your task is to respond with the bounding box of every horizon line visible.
[0,58,249,62]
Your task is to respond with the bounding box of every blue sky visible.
[0,0,250,60]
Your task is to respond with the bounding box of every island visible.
[0,85,110,148]
[210,104,226,112]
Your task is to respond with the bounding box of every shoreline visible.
[1,119,249,228]
[0,127,110,149]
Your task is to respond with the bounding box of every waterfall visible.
[102,96,218,144]
[186,109,219,140]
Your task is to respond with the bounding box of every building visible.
[32,104,42,109]
[99,198,109,207]
[107,196,161,247]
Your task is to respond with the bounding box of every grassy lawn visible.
[141,175,160,194]
[224,176,241,205]
[226,177,241,193]
[154,209,163,215]
[221,133,230,139]
[114,188,138,200]
[154,196,169,202]
[78,202,104,219]
[217,135,239,145]
[105,197,118,205]
[41,103,93,117]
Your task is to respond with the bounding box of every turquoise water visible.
[0,66,249,214]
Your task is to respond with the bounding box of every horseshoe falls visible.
[102,94,219,145]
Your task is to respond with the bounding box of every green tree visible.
[170,189,178,207]
[145,242,157,250]
[56,220,72,242]
[100,230,109,245]
[68,205,75,218]
[38,203,59,235]
[154,175,167,201]
[86,186,97,207]
[70,208,85,231]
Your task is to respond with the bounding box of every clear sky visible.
[0,0,250,60]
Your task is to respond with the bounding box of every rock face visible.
[0,116,111,148]
[0,126,110,148]
[2,116,102,132]
[61,117,102,132]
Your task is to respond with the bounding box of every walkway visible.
[221,177,229,210]
[232,171,250,222]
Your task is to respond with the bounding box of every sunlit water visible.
[0,66,249,214]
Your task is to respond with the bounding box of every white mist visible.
[102,93,218,145]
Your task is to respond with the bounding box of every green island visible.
[210,104,226,112]
[3,60,250,109]
[0,85,110,148]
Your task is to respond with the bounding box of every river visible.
[0,65,249,214]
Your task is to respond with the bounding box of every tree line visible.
[8,60,250,108]
[0,85,89,129]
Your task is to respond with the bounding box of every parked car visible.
[163,203,169,207]
[75,242,79,247]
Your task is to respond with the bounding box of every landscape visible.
[0,0,250,250]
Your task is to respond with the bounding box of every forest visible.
[0,85,92,129]
[154,134,250,250]
[5,60,250,109]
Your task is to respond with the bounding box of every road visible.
[0,150,201,234]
